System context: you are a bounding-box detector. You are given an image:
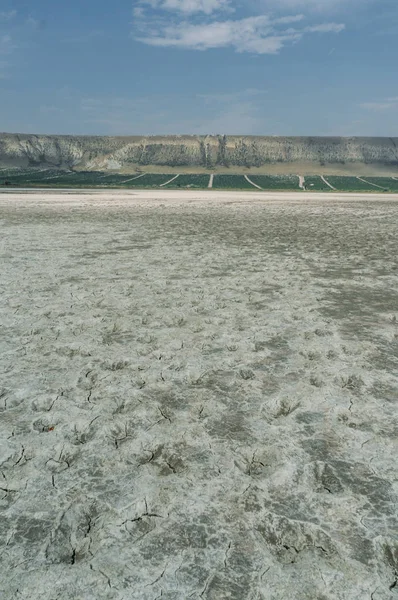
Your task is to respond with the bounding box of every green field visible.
[93,173,135,185]
[1,168,398,192]
[0,169,106,186]
[123,174,173,187]
[326,176,379,191]
[361,177,398,191]
[304,176,332,191]
[50,172,108,186]
[0,168,65,184]
[248,175,299,190]
[24,169,73,182]
[166,174,211,188]
[0,170,173,187]
[212,175,255,189]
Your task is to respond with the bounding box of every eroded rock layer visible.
[1,133,398,172]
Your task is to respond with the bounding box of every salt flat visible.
[1,190,398,600]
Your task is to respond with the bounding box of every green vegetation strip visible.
[304,176,332,191]
[165,174,210,188]
[248,175,299,190]
[121,174,174,187]
[326,177,377,191]
[2,169,398,191]
[212,175,255,189]
[362,178,398,191]
[0,169,63,183]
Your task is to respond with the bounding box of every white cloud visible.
[138,0,231,15]
[360,97,398,111]
[135,14,344,53]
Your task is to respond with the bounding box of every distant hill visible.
[1,133,398,175]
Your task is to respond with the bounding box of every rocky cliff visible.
[1,133,398,173]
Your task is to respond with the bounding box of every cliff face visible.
[1,133,398,173]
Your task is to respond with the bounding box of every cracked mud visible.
[0,191,398,599]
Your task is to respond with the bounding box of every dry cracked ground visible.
[0,191,398,600]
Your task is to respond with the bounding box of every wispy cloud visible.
[134,14,344,53]
[0,12,44,79]
[69,88,273,134]
[39,105,65,115]
[25,17,46,30]
[0,12,17,78]
[255,0,374,13]
[0,34,17,55]
[79,95,147,133]
[0,60,8,78]
[0,34,17,79]
[138,0,231,15]
[303,23,344,32]
[198,88,268,103]
[192,88,272,134]
[193,100,263,134]
[0,10,17,21]
[360,97,398,111]
[62,30,105,44]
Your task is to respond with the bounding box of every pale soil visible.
[1,190,398,600]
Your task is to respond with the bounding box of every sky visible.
[1,0,398,136]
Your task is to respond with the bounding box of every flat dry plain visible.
[1,190,398,600]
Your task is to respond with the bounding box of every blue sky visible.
[1,0,398,136]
